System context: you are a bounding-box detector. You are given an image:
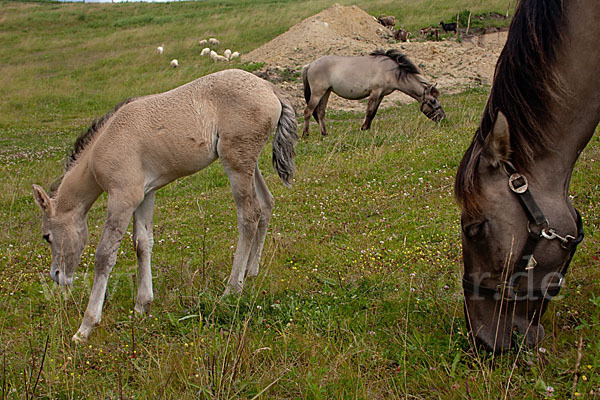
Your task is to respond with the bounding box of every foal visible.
[33,69,298,341]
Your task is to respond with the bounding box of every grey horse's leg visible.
[74,192,142,342]
[303,87,329,138]
[316,90,331,136]
[246,166,274,278]
[132,191,155,314]
[361,94,384,130]
[221,163,261,294]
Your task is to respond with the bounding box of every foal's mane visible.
[49,98,136,196]
[455,0,566,214]
[370,49,421,80]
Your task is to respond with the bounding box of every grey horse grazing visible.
[32,69,298,342]
[302,49,445,137]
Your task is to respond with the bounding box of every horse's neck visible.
[532,0,600,194]
[55,152,103,216]
[398,75,426,101]
[540,0,600,182]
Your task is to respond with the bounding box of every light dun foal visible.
[33,69,298,342]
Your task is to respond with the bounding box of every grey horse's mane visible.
[49,97,137,196]
[455,0,566,214]
[369,49,421,80]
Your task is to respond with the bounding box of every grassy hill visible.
[0,0,598,398]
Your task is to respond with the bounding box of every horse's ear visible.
[32,184,53,215]
[482,111,511,167]
[430,83,440,97]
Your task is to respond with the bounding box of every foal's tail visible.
[272,89,298,187]
[302,65,319,123]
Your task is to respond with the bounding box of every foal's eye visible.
[43,234,51,244]
[464,222,486,240]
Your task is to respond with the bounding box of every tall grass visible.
[1,0,599,399]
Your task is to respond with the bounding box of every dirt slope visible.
[243,3,507,113]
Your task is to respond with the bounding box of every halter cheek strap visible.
[462,161,585,301]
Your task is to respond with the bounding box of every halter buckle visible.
[508,173,528,193]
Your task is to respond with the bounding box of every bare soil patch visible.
[243,3,508,113]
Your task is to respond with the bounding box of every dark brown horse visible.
[455,0,599,352]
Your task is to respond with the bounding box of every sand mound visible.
[243,3,508,113]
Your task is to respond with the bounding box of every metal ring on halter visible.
[508,173,528,193]
[527,219,549,237]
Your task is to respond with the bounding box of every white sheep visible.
[157,45,164,54]
[208,38,220,46]
[198,39,208,46]
[230,51,240,60]
[201,47,210,56]
[223,49,232,60]
[209,51,228,62]
[170,59,179,68]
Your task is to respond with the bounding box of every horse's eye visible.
[464,222,486,240]
[43,234,51,244]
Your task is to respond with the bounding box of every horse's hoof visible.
[135,301,152,315]
[72,331,88,343]
[223,284,243,296]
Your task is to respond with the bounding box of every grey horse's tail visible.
[272,90,298,187]
[302,66,319,122]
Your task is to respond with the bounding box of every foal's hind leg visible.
[361,93,384,130]
[221,162,261,294]
[132,191,155,314]
[246,166,274,278]
[315,90,331,137]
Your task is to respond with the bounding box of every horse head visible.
[457,112,583,352]
[420,84,445,122]
[33,184,88,286]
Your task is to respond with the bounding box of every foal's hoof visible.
[72,331,88,343]
[135,301,152,315]
[223,284,243,296]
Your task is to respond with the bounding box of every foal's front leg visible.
[73,195,140,342]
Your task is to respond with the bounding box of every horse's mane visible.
[455,0,566,214]
[369,49,421,80]
[49,97,137,196]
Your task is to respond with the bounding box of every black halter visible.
[462,161,585,302]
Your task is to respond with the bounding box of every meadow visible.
[0,0,599,398]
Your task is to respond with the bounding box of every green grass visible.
[1,0,599,399]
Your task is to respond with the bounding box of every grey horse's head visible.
[33,184,88,286]
[420,84,446,122]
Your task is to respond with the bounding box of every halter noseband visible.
[462,161,585,302]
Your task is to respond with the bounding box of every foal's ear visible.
[430,83,440,98]
[482,111,511,168]
[32,184,53,215]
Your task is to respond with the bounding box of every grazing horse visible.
[32,69,298,342]
[302,49,445,137]
[455,0,599,352]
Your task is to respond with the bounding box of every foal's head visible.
[420,84,445,122]
[33,185,88,286]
